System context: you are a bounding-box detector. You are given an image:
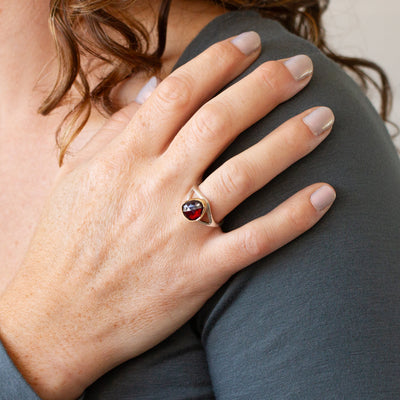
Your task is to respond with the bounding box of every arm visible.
[189,11,400,399]
[0,342,40,400]
[0,342,87,399]
[0,26,335,400]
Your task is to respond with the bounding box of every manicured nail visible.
[284,55,313,81]
[310,185,336,211]
[231,31,261,56]
[135,76,159,104]
[303,107,335,136]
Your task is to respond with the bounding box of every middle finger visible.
[164,54,313,181]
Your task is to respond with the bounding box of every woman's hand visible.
[0,31,335,399]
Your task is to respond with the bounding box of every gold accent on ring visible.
[182,185,220,227]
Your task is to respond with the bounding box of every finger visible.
[120,75,161,107]
[118,31,262,156]
[203,183,336,277]
[69,76,160,166]
[71,101,142,165]
[164,54,314,181]
[199,106,335,223]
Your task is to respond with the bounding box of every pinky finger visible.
[205,183,336,277]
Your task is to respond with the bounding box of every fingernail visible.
[310,185,336,211]
[284,55,313,81]
[303,107,335,136]
[135,76,160,104]
[231,31,261,56]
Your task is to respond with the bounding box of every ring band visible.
[181,185,220,227]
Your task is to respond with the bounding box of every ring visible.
[181,185,220,227]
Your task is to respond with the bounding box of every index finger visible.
[118,31,262,155]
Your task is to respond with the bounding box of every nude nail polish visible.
[303,107,335,136]
[231,31,261,55]
[135,76,160,104]
[284,55,313,81]
[310,185,336,211]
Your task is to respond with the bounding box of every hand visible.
[0,31,335,399]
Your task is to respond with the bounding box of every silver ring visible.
[181,185,220,227]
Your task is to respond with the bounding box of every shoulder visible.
[173,9,400,238]
[177,9,384,122]
[183,13,400,396]
[174,9,400,191]
[173,9,400,240]
[178,9,320,58]
[177,9,337,73]
[175,9,393,149]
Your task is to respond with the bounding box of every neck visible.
[0,2,57,119]
[0,1,227,126]
[127,0,228,77]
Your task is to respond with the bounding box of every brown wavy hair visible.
[41,0,395,164]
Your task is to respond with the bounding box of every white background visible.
[323,0,400,150]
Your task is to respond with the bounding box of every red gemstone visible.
[182,200,204,221]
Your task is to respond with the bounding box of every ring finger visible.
[198,106,335,223]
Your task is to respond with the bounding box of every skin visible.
[0,0,335,399]
[0,0,228,293]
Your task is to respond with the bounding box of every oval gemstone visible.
[182,200,204,221]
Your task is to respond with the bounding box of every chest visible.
[0,79,146,293]
[0,134,59,293]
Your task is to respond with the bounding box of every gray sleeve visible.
[178,10,400,399]
[0,342,87,399]
[0,341,40,399]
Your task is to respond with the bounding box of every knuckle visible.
[219,160,254,197]
[281,126,302,154]
[111,106,135,126]
[285,203,308,232]
[276,118,315,159]
[82,159,120,192]
[257,61,287,100]
[90,145,134,179]
[205,41,234,67]
[191,101,231,145]
[155,73,193,111]
[90,154,124,178]
[160,142,189,174]
[240,227,268,258]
